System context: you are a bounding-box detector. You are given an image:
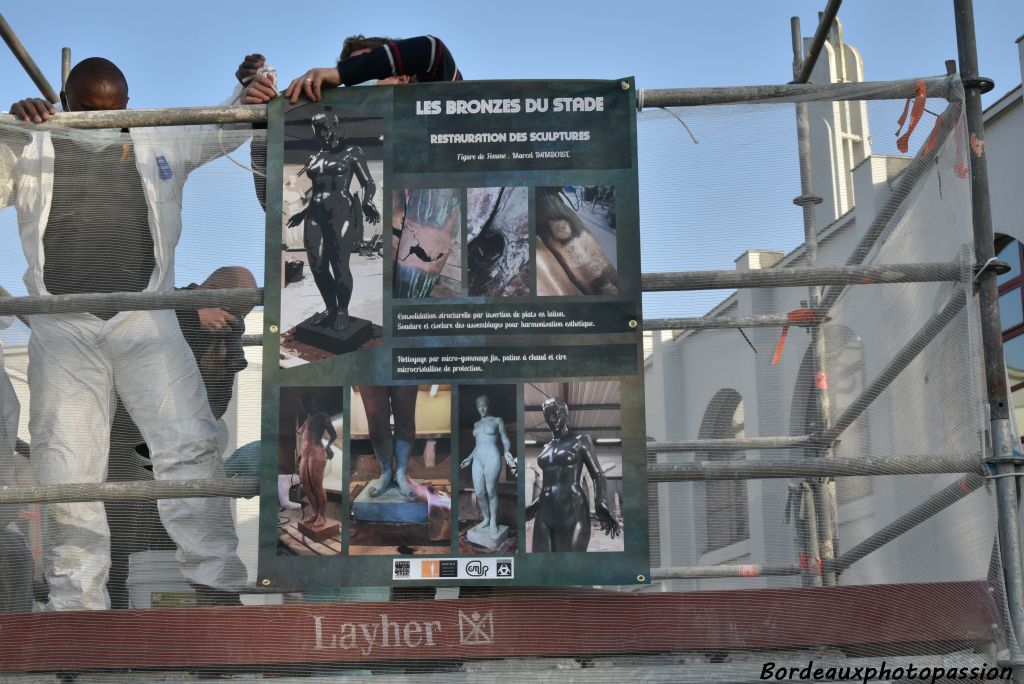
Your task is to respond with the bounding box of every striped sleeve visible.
[337,35,462,85]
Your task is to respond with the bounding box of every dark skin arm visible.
[237,53,278,104]
[9,98,56,123]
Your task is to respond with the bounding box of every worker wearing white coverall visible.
[0,315,20,533]
[0,315,34,613]
[1,65,250,610]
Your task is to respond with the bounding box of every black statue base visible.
[293,314,373,354]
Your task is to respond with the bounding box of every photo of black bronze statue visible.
[288,111,381,332]
[526,396,620,552]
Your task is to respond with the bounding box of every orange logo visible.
[421,560,440,578]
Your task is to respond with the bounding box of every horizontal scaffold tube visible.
[644,314,795,331]
[650,564,802,580]
[0,262,960,317]
[0,105,267,129]
[0,77,952,129]
[641,76,952,108]
[0,477,259,505]
[641,262,961,292]
[0,287,264,316]
[0,457,981,504]
[647,436,811,452]
[648,454,982,482]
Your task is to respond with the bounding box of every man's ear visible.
[59,91,68,111]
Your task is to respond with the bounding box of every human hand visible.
[285,67,342,104]
[524,498,539,521]
[10,98,55,123]
[197,307,238,333]
[242,73,278,105]
[236,53,266,85]
[460,454,474,469]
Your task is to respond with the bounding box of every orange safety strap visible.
[954,121,969,178]
[895,79,928,153]
[771,325,790,366]
[770,308,820,366]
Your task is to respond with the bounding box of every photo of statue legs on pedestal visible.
[279,105,385,366]
[393,188,463,298]
[458,386,519,553]
[524,383,623,553]
[349,385,452,555]
[276,387,344,556]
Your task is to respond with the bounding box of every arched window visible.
[791,329,872,504]
[698,389,748,552]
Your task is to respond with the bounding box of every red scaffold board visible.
[0,582,997,671]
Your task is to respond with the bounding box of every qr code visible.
[394,561,411,577]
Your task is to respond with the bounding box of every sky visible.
[1,1,1022,337]
[2,2,1022,108]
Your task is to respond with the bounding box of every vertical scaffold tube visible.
[953,0,1024,670]
[791,15,838,587]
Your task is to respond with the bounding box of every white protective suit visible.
[0,95,251,610]
[0,315,20,532]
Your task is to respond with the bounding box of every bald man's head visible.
[61,57,129,112]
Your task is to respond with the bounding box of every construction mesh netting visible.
[0,74,1015,682]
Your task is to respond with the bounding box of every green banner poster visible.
[258,79,648,588]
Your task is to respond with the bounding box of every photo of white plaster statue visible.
[459,392,518,551]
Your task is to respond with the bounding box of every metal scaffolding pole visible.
[0,265,960,317]
[652,564,802,580]
[0,454,977,504]
[643,314,794,331]
[0,477,259,505]
[60,47,71,90]
[819,287,967,446]
[954,0,1024,670]
[641,262,960,292]
[790,12,837,586]
[0,76,954,131]
[0,12,59,103]
[639,76,952,109]
[792,0,844,85]
[0,105,266,129]
[648,454,980,482]
[648,436,811,453]
[827,473,985,575]
[817,96,962,313]
[0,287,263,317]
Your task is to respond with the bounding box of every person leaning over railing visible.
[105,266,256,609]
[239,34,463,210]
[1,57,253,610]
